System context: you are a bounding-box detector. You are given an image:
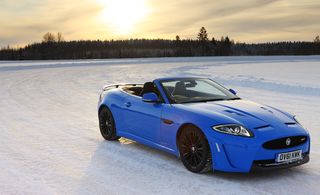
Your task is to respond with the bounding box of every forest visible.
[1,27,319,60]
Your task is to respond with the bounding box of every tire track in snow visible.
[0,57,319,194]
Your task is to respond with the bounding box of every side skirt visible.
[118,131,179,156]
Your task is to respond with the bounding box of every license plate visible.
[276,150,302,163]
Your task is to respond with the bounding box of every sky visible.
[0,0,319,47]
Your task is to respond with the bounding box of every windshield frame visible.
[159,78,240,104]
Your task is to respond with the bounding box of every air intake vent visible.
[263,136,307,149]
[285,122,297,126]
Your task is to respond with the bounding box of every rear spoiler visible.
[102,83,143,91]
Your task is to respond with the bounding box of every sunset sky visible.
[1,0,319,47]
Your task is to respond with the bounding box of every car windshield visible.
[160,78,240,103]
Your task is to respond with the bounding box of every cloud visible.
[0,0,102,46]
[0,0,319,46]
[139,0,280,33]
[136,0,319,42]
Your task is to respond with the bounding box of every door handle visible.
[125,102,132,107]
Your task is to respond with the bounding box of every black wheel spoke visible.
[194,152,201,162]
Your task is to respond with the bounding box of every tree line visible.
[0,27,319,60]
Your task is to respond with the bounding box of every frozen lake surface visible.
[0,56,319,194]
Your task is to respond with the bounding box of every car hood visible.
[175,100,296,129]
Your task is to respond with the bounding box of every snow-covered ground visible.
[0,56,319,195]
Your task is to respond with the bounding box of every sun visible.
[98,0,149,34]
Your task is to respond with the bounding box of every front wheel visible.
[98,106,120,141]
[178,125,212,173]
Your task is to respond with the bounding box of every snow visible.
[0,56,319,194]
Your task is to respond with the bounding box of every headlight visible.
[212,124,253,137]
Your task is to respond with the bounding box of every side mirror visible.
[142,92,160,103]
[229,89,237,95]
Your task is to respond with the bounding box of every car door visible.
[123,94,163,143]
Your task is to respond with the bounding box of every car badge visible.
[286,138,291,146]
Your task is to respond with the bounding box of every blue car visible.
[98,77,310,173]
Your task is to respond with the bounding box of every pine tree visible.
[176,35,180,41]
[197,27,208,41]
[211,37,217,45]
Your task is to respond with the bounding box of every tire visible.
[178,125,212,173]
[98,106,120,141]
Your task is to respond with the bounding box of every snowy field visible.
[0,56,319,195]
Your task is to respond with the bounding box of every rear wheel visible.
[99,107,120,141]
[178,125,212,173]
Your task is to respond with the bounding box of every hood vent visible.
[224,110,245,116]
[254,125,270,130]
[285,122,297,126]
[260,106,273,114]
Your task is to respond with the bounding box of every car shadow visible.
[212,166,307,181]
[77,137,310,193]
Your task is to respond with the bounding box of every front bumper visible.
[208,135,310,173]
[251,153,309,171]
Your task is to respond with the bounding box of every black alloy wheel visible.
[99,107,120,141]
[178,125,212,173]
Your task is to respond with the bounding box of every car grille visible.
[262,136,308,149]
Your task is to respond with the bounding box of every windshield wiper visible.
[227,97,241,100]
[204,98,226,102]
[179,98,226,103]
[176,97,241,104]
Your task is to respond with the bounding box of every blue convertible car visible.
[98,77,310,173]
